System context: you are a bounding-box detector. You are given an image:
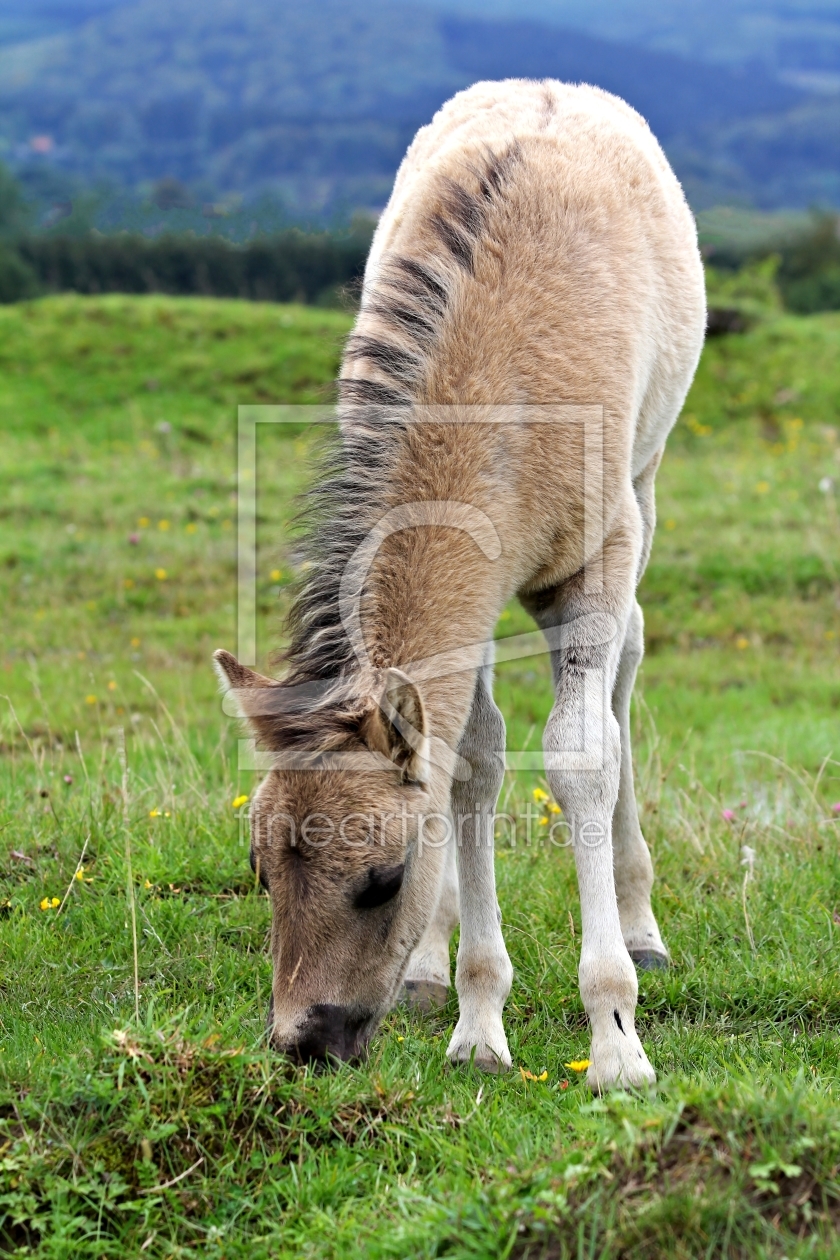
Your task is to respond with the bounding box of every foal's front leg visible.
[541,561,656,1091]
[446,661,513,1072]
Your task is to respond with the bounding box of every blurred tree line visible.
[0,166,372,306]
[705,211,840,316]
[775,216,840,315]
[0,165,40,302]
[0,163,839,314]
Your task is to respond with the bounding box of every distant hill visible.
[5,0,840,77]
[0,0,462,216]
[417,0,840,83]
[0,0,835,219]
[0,0,126,48]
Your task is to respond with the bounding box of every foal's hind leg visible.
[403,829,459,1010]
[612,602,668,969]
[613,450,667,968]
[536,519,656,1092]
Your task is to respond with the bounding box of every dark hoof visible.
[629,949,669,972]
[402,979,449,1012]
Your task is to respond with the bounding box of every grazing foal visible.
[215,79,705,1089]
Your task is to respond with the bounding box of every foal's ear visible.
[213,649,282,746]
[214,649,275,694]
[364,668,430,784]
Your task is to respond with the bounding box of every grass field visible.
[1,293,840,1258]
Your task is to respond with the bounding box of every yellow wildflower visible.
[85,694,97,705]
[186,522,197,534]
[736,637,749,650]
[155,568,167,581]
[138,517,150,528]
[564,1059,591,1072]
[532,787,549,803]
[108,681,117,691]
[149,808,161,818]
[75,868,85,881]
[755,481,770,494]
[519,1066,549,1082]
[232,794,249,809]
[39,897,51,911]
[131,637,141,647]
[157,519,170,531]
[270,569,282,581]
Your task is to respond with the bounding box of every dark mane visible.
[268,146,520,744]
[274,407,411,688]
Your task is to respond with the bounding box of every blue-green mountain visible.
[0,0,836,216]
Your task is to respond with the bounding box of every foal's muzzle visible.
[269,999,373,1065]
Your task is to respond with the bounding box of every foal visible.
[216,79,705,1089]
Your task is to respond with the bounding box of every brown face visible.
[251,765,444,1063]
[214,650,443,1064]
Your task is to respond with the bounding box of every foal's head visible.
[214,650,446,1064]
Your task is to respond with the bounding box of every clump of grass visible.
[487,1080,840,1260]
[0,1020,436,1255]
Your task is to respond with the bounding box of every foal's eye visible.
[353,863,405,910]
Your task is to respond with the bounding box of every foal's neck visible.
[358,424,509,749]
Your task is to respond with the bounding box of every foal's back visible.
[344,79,705,492]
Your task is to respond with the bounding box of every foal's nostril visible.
[272,1003,372,1065]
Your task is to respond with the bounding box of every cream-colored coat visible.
[216,79,706,1088]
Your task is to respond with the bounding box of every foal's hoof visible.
[446,1017,512,1073]
[402,979,449,1012]
[453,1048,510,1074]
[628,949,669,972]
[447,1041,512,1074]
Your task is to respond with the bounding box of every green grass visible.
[1,294,840,1258]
